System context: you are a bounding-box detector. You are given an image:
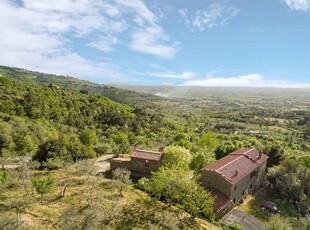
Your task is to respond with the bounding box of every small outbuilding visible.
[110,150,163,178]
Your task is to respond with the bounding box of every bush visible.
[228,223,244,230]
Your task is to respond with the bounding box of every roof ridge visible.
[216,155,244,172]
[134,149,161,154]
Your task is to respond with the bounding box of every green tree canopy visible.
[162,145,192,169]
[31,173,54,204]
[0,170,10,185]
[197,132,219,152]
[140,167,214,219]
[190,151,215,173]
[268,214,292,230]
[79,128,98,147]
[112,168,132,197]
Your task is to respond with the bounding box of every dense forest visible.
[0,66,163,108]
[0,76,183,167]
[0,66,310,229]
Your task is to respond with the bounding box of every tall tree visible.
[197,132,219,152]
[162,145,192,169]
[79,128,98,147]
[141,167,214,219]
[190,151,215,173]
[264,145,285,167]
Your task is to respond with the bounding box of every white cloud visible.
[0,0,126,81]
[178,8,188,18]
[183,73,310,88]
[118,0,158,25]
[180,4,239,31]
[117,0,178,58]
[130,26,178,59]
[89,35,120,52]
[283,0,310,11]
[33,53,123,81]
[194,4,239,31]
[148,71,198,79]
[21,0,113,35]
[112,1,178,58]
[0,0,178,82]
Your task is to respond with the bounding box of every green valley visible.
[0,66,309,230]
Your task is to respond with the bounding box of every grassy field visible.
[0,165,221,230]
[238,189,299,223]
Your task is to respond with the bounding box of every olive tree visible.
[31,173,54,204]
[112,168,132,197]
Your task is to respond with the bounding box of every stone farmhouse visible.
[110,150,163,178]
[201,148,268,218]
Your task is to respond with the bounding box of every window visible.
[250,184,253,189]
[233,198,236,203]
[145,160,149,167]
[242,191,245,196]
[234,186,237,190]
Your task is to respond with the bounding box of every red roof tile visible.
[210,189,232,213]
[131,150,162,161]
[206,154,240,170]
[205,148,268,184]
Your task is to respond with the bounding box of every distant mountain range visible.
[0,65,164,108]
[111,83,310,101]
[1,65,309,106]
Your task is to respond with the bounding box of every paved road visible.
[221,209,265,230]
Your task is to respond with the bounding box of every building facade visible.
[110,150,163,177]
[201,148,268,218]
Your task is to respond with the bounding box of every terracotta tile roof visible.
[204,148,268,184]
[131,150,162,161]
[241,148,269,164]
[206,154,240,170]
[210,189,232,213]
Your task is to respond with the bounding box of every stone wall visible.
[131,157,161,174]
[202,162,268,205]
[110,158,131,171]
[230,161,267,204]
[201,170,232,198]
[230,171,257,204]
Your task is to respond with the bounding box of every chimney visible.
[234,170,238,176]
[258,150,263,159]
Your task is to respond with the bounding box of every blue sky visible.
[1,0,310,87]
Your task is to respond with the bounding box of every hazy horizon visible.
[1,1,310,87]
